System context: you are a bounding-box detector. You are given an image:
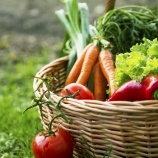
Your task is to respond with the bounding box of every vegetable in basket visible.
[108,74,158,101]
[63,42,95,85]
[94,62,108,101]
[64,41,115,100]
[142,75,158,100]
[114,38,158,88]
[60,83,94,100]
[95,5,158,54]
[108,38,158,101]
[55,0,94,76]
[65,43,93,86]
[99,49,116,96]
[76,44,100,85]
[108,80,146,101]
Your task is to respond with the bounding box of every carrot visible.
[99,49,116,96]
[87,63,95,93]
[76,44,100,85]
[94,62,108,101]
[65,43,93,86]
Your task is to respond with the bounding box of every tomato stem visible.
[47,114,62,135]
[45,90,80,135]
[56,90,79,108]
[24,76,79,136]
[23,89,49,120]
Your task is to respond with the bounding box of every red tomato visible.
[32,127,73,158]
[60,83,94,100]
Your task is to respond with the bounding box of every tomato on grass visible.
[32,127,73,158]
[60,83,94,100]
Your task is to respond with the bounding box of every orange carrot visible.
[76,44,100,85]
[65,43,93,86]
[99,49,116,96]
[94,62,108,101]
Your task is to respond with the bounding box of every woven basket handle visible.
[105,0,116,12]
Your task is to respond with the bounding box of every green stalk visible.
[66,0,80,33]
[79,2,91,46]
[55,9,77,43]
[95,5,158,53]
[55,0,92,59]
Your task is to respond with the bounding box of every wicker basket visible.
[33,56,158,158]
[33,1,158,157]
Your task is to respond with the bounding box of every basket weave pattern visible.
[33,56,158,158]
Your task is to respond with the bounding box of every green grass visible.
[0,37,58,157]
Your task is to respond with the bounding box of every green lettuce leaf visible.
[115,38,158,87]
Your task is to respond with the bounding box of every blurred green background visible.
[0,0,158,157]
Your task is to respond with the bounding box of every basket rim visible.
[52,92,158,110]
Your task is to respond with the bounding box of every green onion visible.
[55,0,92,57]
[55,0,92,76]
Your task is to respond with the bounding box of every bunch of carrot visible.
[65,43,116,101]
